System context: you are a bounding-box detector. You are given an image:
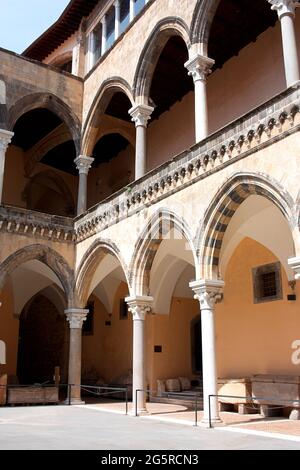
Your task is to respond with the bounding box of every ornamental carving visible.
[268,0,300,18]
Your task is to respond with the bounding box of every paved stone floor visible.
[0,405,300,450]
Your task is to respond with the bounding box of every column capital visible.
[0,129,14,152]
[114,0,121,7]
[190,279,224,310]
[288,257,300,279]
[125,295,153,321]
[129,104,154,128]
[185,54,215,83]
[269,0,300,18]
[65,308,89,329]
[74,155,94,175]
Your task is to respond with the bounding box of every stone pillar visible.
[87,31,95,72]
[190,279,224,424]
[185,54,214,143]
[101,15,107,55]
[130,0,135,21]
[115,0,121,40]
[125,296,153,414]
[269,0,300,86]
[129,104,154,180]
[74,155,94,216]
[65,308,88,404]
[0,130,14,204]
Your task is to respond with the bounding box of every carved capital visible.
[129,105,154,128]
[190,280,224,310]
[288,257,300,280]
[185,54,215,83]
[268,0,300,18]
[65,308,89,329]
[125,295,153,321]
[0,129,14,154]
[74,155,94,175]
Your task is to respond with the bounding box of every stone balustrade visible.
[75,83,300,241]
[0,205,75,243]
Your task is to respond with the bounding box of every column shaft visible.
[115,1,121,40]
[132,315,146,412]
[0,130,14,204]
[135,125,147,180]
[102,16,107,54]
[280,13,300,86]
[77,172,88,215]
[201,305,218,423]
[194,78,209,142]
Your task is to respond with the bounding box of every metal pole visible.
[195,395,198,427]
[135,389,138,416]
[68,384,71,406]
[208,394,212,428]
[125,388,128,415]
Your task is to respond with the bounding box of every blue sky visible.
[0,1,70,54]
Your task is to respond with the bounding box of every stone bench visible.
[217,378,253,414]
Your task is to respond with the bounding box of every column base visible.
[129,407,148,416]
[64,399,85,406]
[201,417,223,428]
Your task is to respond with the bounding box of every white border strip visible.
[216,425,300,443]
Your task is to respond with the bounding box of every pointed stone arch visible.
[82,77,134,156]
[0,245,75,307]
[129,209,197,297]
[76,238,129,308]
[197,172,296,280]
[190,0,220,48]
[132,17,191,103]
[8,92,81,155]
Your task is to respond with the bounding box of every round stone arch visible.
[132,17,191,104]
[129,208,198,297]
[0,245,75,307]
[76,238,130,308]
[190,0,220,50]
[8,92,81,155]
[82,77,134,156]
[197,172,296,280]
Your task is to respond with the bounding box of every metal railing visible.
[78,384,129,414]
[208,394,300,429]
[135,389,202,426]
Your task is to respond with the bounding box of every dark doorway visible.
[17,295,66,385]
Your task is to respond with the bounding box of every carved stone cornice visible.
[190,280,225,310]
[185,54,215,83]
[0,205,75,243]
[65,308,89,329]
[129,104,154,128]
[125,296,153,321]
[74,155,94,175]
[268,0,300,18]
[0,129,14,153]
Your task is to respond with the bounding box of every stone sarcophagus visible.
[7,386,59,405]
[251,375,300,408]
[217,378,252,405]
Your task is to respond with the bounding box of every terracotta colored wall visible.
[0,282,19,377]
[148,297,200,390]
[82,283,132,384]
[217,237,300,378]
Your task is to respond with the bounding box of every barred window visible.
[252,262,282,304]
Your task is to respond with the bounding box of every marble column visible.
[190,279,224,424]
[115,0,121,40]
[129,104,154,180]
[269,0,300,86]
[130,0,135,22]
[185,54,214,143]
[101,15,107,55]
[65,308,88,404]
[87,31,95,72]
[125,295,153,414]
[0,130,14,204]
[74,155,94,216]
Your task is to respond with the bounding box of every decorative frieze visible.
[0,205,75,243]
